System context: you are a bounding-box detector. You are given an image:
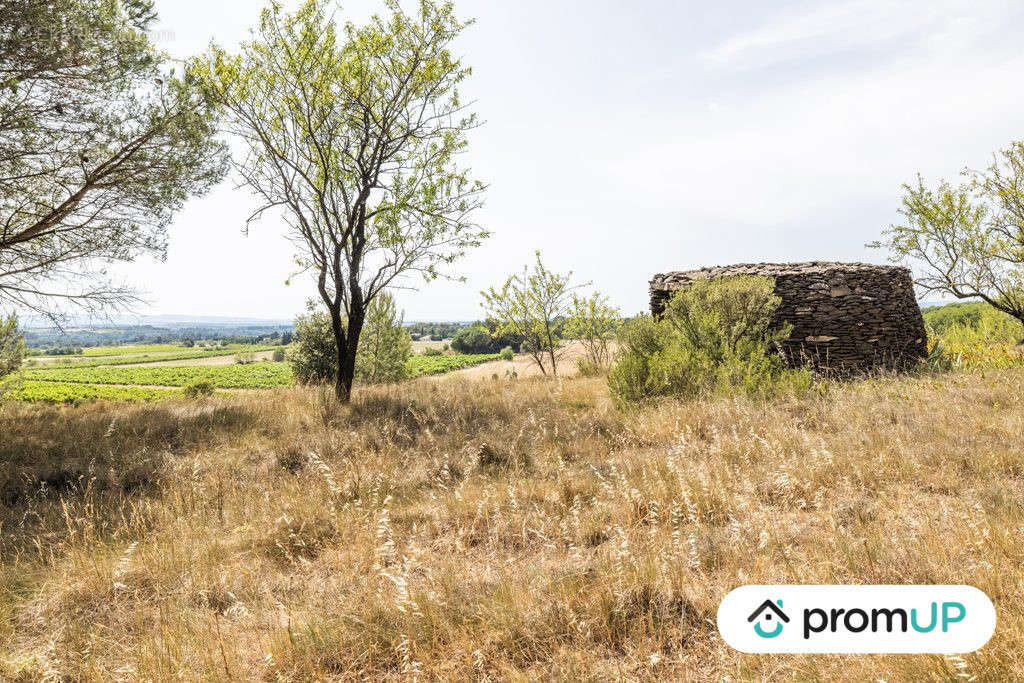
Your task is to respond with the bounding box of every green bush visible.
[499,346,514,361]
[608,276,811,403]
[289,294,411,385]
[422,347,443,356]
[183,380,215,398]
[272,349,286,362]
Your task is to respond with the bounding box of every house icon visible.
[748,599,789,638]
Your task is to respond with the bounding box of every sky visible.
[113,0,1024,321]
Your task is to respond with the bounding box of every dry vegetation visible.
[2,369,1023,680]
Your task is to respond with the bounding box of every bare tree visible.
[197,0,487,402]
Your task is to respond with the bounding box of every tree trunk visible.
[335,309,364,403]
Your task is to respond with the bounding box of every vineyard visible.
[7,347,503,403]
[407,352,499,377]
[6,381,187,403]
[24,362,291,389]
[29,344,283,368]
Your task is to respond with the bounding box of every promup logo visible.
[718,585,996,654]
[748,599,789,638]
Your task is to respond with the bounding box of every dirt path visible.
[125,350,279,367]
[443,341,591,380]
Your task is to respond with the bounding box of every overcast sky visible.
[117,0,1024,321]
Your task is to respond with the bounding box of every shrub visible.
[423,347,443,356]
[289,309,338,384]
[355,293,412,384]
[183,380,215,398]
[499,346,514,361]
[234,351,256,364]
[290,294,411,385]
[1,314,25,380]
[272,349,286,362]
[608,276,810,403]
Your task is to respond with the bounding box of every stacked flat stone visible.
[649,262,928,375]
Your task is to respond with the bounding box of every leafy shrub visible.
[923,301,1021,339]
[289,309,339,384]
[422,347,443,356]
[608,276,811,403]
[355,293,412,384]
[1,314,25,380]
[576,358,606,377]
[289,294,411,385]
[183,380,215,398]
[272,349,286,362]
[234,351,256,364]
[499,346,514,361]
[925,304,1024,371]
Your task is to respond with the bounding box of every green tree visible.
[871,141,1024,326]
[0,0,228,319]
[481,251,583,376]
[356,292,411,384]
[0,312,24,380]
[195,0,486,402]
[565,291,621,371]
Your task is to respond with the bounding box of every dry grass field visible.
[2,368,1023,680]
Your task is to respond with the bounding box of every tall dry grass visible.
[1,370,1023,680]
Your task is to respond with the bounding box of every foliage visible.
[482,251,583,376]
[871,140,1024,326]
[1,312,24,380]
[183,380,215,399]
[272,349,286,362]
[0,0,228,318]
[24,363,294,389]
[565,291,621,370]
[355,293,412,384]
[194,0,486,401]
[451,324,494,353]
[291,296,414,386]
[924,303,1024,371]
[609,277,810,403]
[7,380,183,404]
[500,346,514,361]
[406,353,499,378]
[923,301,1023,339]
[406,322,462,341]
[450,321,521,354]
[422,347,443,357]
[234,352,256,365]
[289,310,339,385]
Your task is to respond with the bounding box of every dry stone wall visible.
[649,262,928,375]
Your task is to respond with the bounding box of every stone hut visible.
[649,262,928,374]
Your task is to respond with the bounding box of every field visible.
[9,346,503,403]
[1,368,1023,680]
[5,381,186,403]
[29,345,283,368]
[23,362,294,389]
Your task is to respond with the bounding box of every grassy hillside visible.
[2,370,1022,680]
